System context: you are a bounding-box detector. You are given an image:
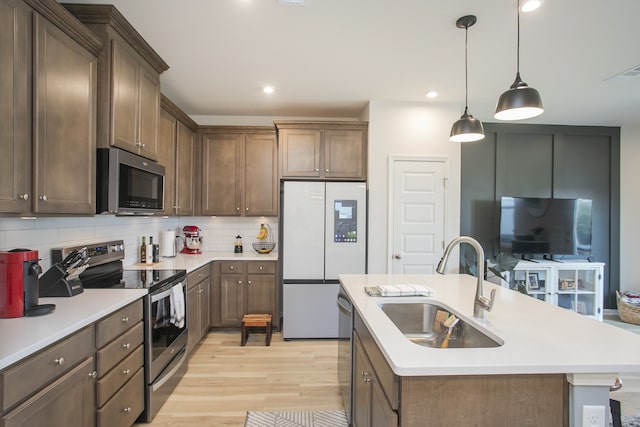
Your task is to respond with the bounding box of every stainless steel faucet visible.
[436,236,496,319]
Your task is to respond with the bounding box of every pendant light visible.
[494,0,543,120]
[449,15,485,143]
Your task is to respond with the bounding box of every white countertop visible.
[124,251,278,272]
[0,289,147,370]
[0,252,277,372]
[340,274,640,377]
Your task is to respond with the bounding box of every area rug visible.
[244,410,348,427]
[623,415,640,427]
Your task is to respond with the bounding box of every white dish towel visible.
[375,284,435,297]
[169,283,185,328]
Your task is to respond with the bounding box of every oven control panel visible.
[52,240,125,267]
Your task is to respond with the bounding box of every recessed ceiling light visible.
[425,91,438,98]
[521,0,542,12]
[263,86,275,94]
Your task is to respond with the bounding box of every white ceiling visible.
[61,0,640,126]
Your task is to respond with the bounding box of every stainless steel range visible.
[52,240,188,423]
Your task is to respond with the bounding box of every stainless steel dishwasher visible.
[337,287,353,424]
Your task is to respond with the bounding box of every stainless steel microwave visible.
[96,148,165,215]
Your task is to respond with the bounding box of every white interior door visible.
[390,158,447,274]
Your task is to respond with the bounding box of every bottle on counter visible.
[146,236,153,264]
[140,236,147,263]
[234,235,243,253]
[151,235,160,263]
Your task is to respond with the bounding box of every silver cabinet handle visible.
[19,194,29,200]
[122,343,130,349]
[122,369,131,375]
[89,371,97,379]
[54,357,65,366]
[122,317,129,323]
[123,407,132,413]
[39,195,48,201]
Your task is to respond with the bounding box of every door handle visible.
[394,254,402,259]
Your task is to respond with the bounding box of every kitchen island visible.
[340,273,640,427]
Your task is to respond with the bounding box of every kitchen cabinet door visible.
[219,274,245,327]
[199,279,211,339]
[111,39,139,155]
[279,129,322,177]
[32,14,96,214]
[352,335,372,427]
[244,133,278,216]
[324,129,365,179]
[175,122,196,215]
[0,0,30,214]
[137,65,160,160]
[246,274,276,316]
[201,133,243,216]
[1,357,96,427]
[186,283,200,354]
[158,108,177,216]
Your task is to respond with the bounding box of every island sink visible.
[379,302,503,348]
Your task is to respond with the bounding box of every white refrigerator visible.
[282,181,367,339]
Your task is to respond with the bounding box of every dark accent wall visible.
[461,123,620,308]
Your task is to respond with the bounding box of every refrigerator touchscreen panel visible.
[334,200,358,242]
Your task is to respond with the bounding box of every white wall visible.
[366,100,462,273]
[619,123,640,292]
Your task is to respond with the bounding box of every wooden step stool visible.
[241,314,272,346]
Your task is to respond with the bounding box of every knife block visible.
[39,263,83,297]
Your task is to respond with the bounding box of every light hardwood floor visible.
[137,331,343,427]
[140,323,640,426]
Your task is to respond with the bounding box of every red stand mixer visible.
[179,226,203,254]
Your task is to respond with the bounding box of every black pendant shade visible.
[450,107,485,143]
[449,15,485,143]
[494,0,543,120]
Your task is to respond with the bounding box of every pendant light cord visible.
[516,0,520,74]
[464,25,469,109]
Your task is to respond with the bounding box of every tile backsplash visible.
[0,216,278,271]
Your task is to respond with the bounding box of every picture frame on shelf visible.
[528,273,539,290]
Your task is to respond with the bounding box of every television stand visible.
[501,260,605,321]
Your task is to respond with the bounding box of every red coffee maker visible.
[0,249,55,318]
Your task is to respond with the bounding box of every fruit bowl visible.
[252,242,276,254]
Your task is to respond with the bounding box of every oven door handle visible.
[151,350,187,392]
[151,288,173,303]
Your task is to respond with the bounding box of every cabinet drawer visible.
[96,322,143,376]
[188,264,210,289]
[96,345,143,407]
[247,261,275,274]
[219,261,244,274]
[0,326,94,412]
[95,300,143,348]
[97,367,144,427]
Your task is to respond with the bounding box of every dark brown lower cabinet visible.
[1,357,96,427]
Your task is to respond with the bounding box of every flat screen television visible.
[499,196,593,257]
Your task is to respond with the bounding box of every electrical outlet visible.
[582,405,606,427]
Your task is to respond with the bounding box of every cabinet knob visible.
[54,357,65,366]
[315,168,319,172]
[39,195,48,201]
[246,207,249,211]
[122,343,130,349]
[122,317,129,323]
[236,207,240,211]
[325,169,329,172]
[248,280,252,285]
[238,280,242,285]
[259,266,263,270]
[198,288,204,293]
[123,407,132,413]
[89,371,97,379]
[122,369,131,376]
[19,193,29,200]
[230,266,234,270]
